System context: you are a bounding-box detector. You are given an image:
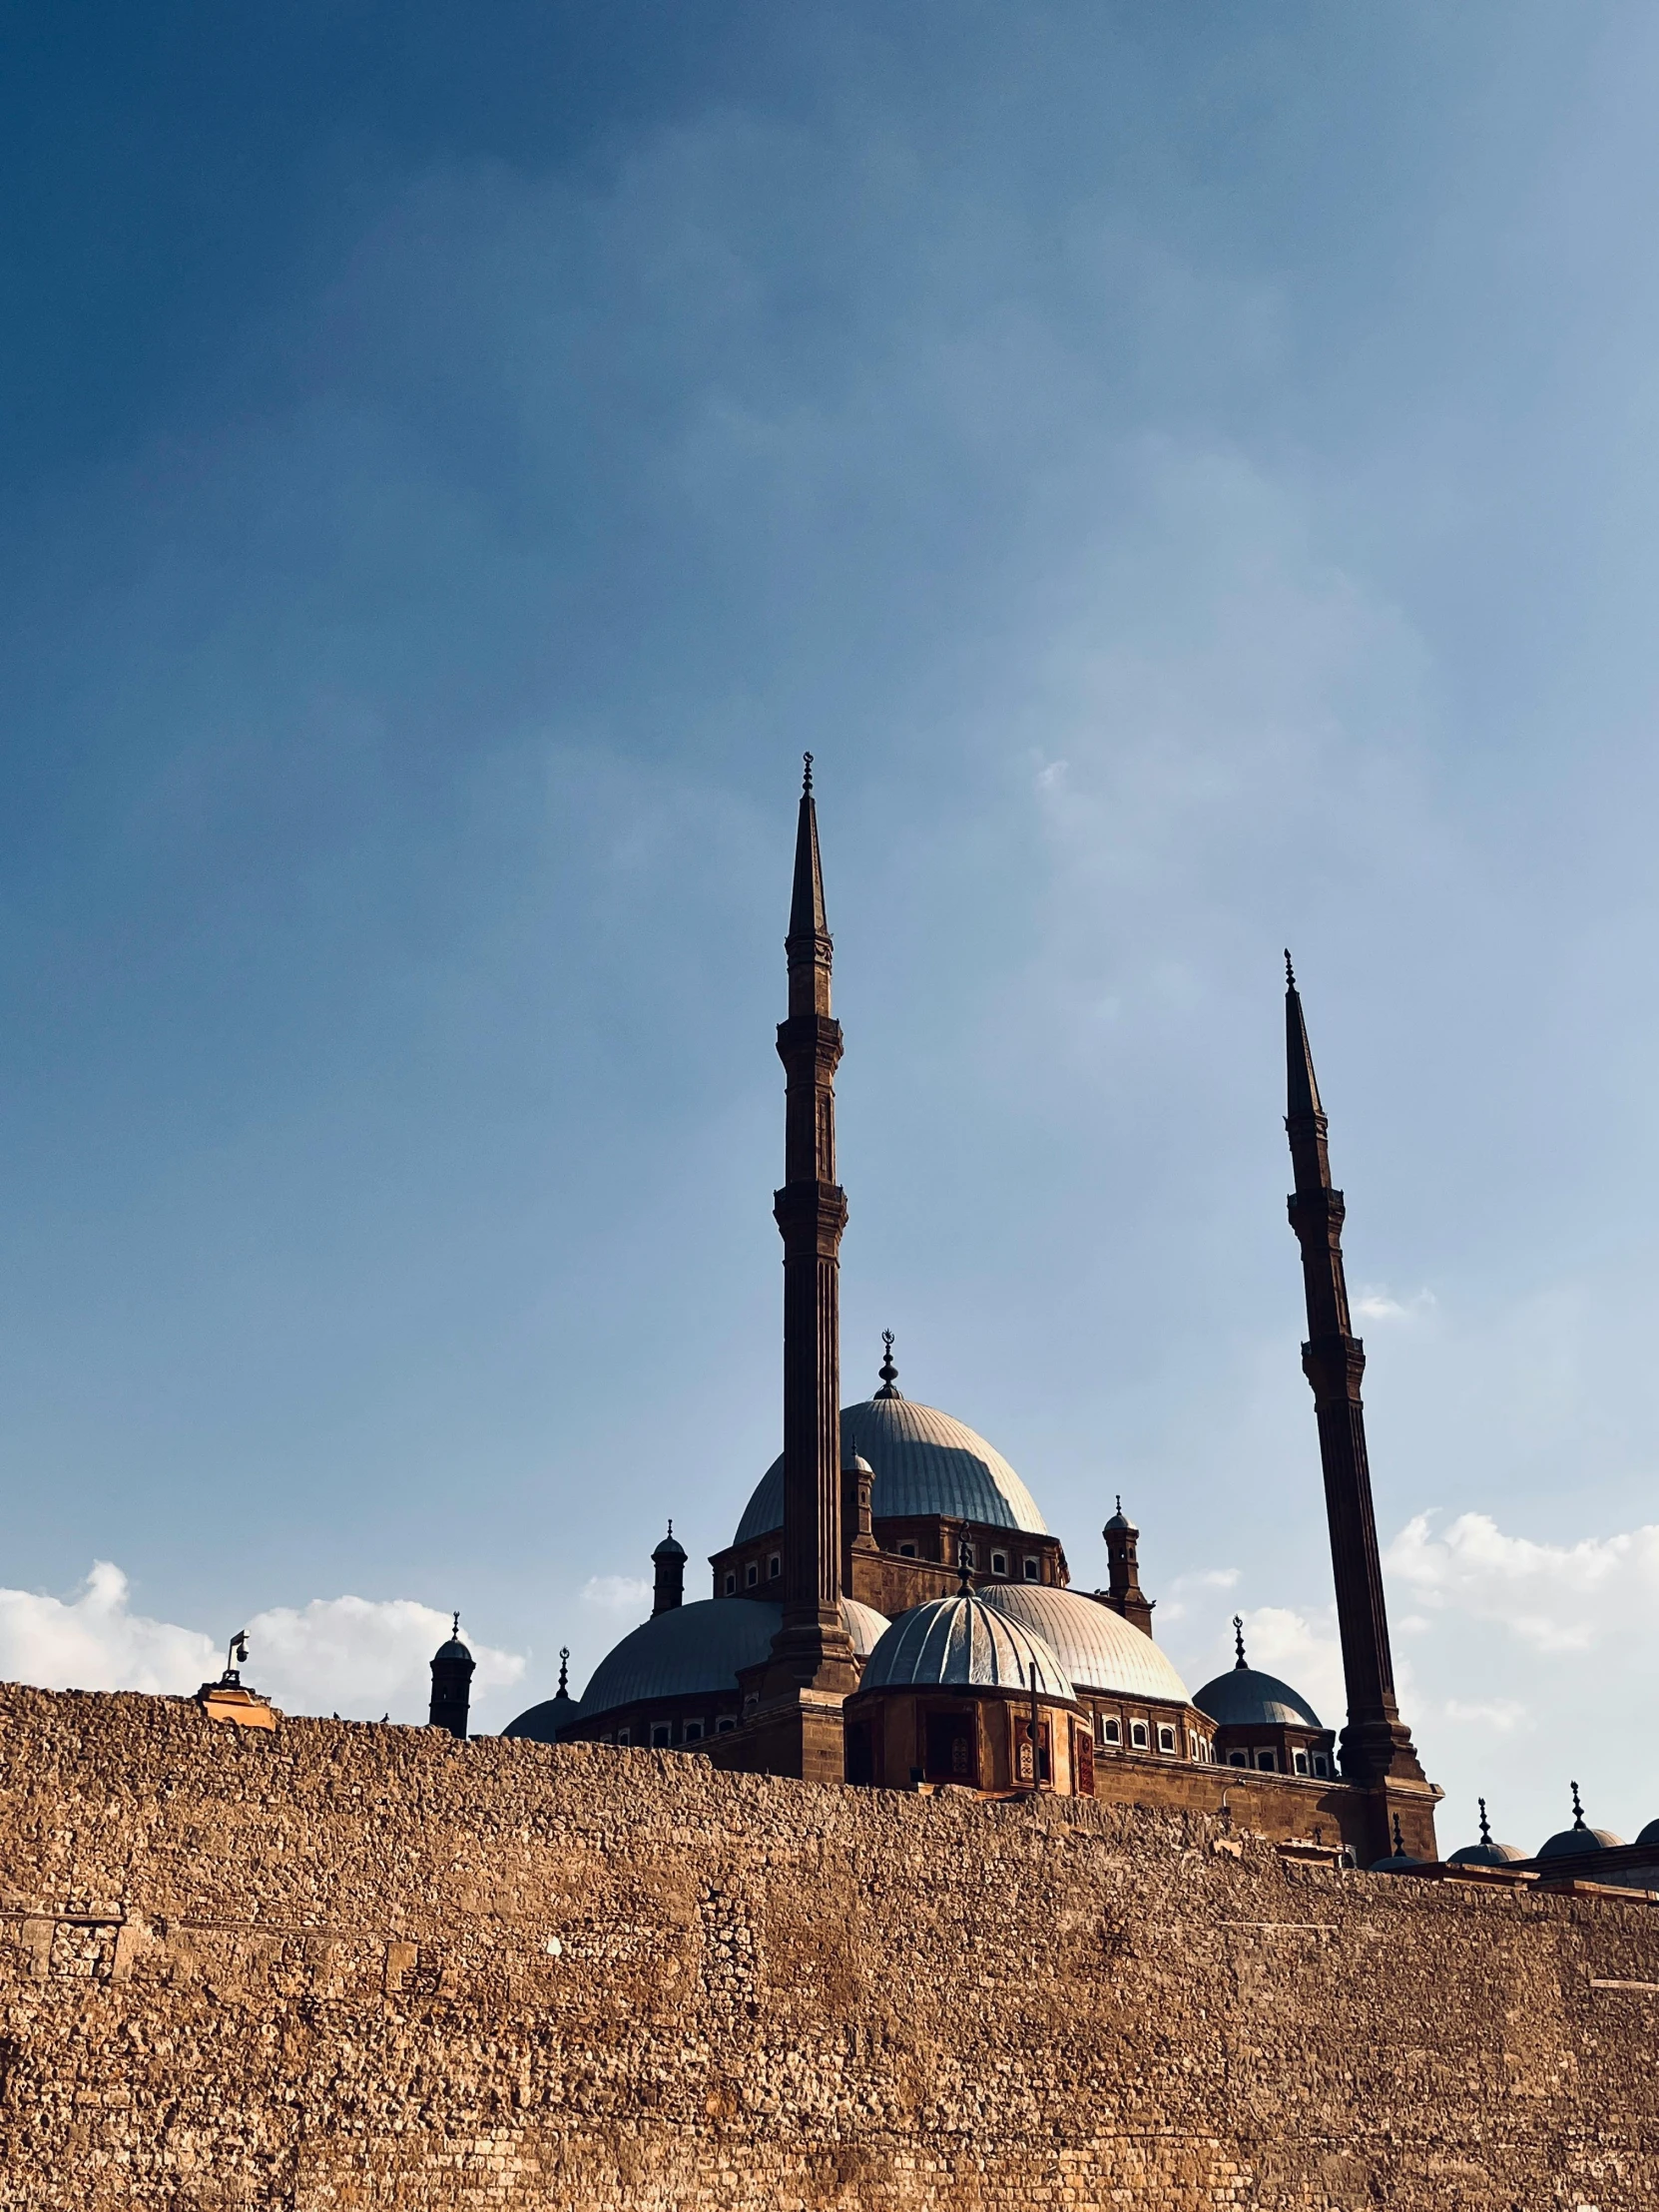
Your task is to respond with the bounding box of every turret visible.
[652,1523,687,1616]
[1101,1496,1155,1637]
[428,1613,475,1740]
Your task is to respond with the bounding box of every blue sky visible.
[4,2,1659,1853]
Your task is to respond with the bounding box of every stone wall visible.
[0,1682,1654,2210]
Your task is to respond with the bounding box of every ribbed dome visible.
[976,1584,1191,1704]
[859,1590,1075,1702]
[573,1597,889,1727]
[736,1396,1046,1544]
[1193,1665,1323,1731]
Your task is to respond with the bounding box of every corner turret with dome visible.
[504,773,1445,1870]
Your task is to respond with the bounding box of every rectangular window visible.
[683,1720,705,1744]
[1156,1724,1176,1755]
[1023,1557,1040,1581]
[990,1551,1008,1577]
[924,1713,976,1787]
[767,1552,781,1579]
[1099,1715,1120,1747]
[1129,1719,1149,1751]
[1293,1748,1310,1776]
[650,1722,672,1749]
[1255,1749,1277,1773]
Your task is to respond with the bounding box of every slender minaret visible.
[766,756,857,1702]
[1284,955,1425,1789]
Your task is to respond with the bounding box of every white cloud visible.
[1354,1286,1437,1325]
[0,1563,525,1728]
[0,1562,216,1696]
[581,1573,652,1615]
[243,1595,524,1722]
[1385,1511,1659,1654]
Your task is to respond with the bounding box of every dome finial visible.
[957,1539,972,1592]
[557,1647,570,1697]
[1233,1613,1247,1669]
[1570,1779,1586,1830]
[802,751,814,794]
[1391,1812,1405,1858]
[451,1610,460,1639]
[875,1330,901,1398]
[1478,1796,1491,1846]
[1285,947,1296,989]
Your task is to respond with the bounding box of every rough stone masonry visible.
[0,1683,1654,2209]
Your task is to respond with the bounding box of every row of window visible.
[721,1546,1046,1594]
[1225,1746,1331,1778]
[601,1716,740,1749]
[1094,1712,1212,1761]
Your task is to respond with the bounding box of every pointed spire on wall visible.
[788,753,830,950]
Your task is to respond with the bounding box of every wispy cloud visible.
[581,1574,652,1615]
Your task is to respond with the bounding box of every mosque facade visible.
[481,761,1460,1873]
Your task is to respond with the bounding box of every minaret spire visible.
[1284,958,1428,1818]
[761,756,857,1753]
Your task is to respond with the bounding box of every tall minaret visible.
[1284,957,1426,1798]
[766,755,858,1713]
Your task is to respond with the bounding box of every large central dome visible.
[734,1394,1047,1544]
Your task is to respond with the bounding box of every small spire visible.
[1284,947,1296,988]
[1233,1614,1247,1669]
[667,1517,673,1538]
[802,751,814,793]
[957,1539,972,1591]
[557,1647,570,1697]
[875,1330,901,1398]
[1478,1796,1491,1845]
[451,1610,460,1639]
[1570,1779,1585,1830]
[1285,958,1325,1124]
[1115,1493,1122,1513]
[1391,1813,1405,1857]
[787,762,830,944]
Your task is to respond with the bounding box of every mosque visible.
[414,763,1651,1881]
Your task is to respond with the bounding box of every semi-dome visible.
[859,1589,1075,1702]
[736,1394,1046,1545]
[1193,1666,1323,1731]
[572,1596,889,1727]
[976,1583,1191,1705]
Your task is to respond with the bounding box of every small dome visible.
[652,1527,687,1562]
[502,1688,579,1744]
[736,1396,1047,1544]
[1370,1849,1422,1875]
[975,1584,1191,1704]
[860,1590,1075,1702]
[431,1612,473,1665]
[1448,1837,1526,1868]
[1193,1666,1323,1732]
[1537,1784,1624,1860]
[573,1596,888,1727]
[1537,1822,1625,1860]
[1637,1817,1659,1847]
